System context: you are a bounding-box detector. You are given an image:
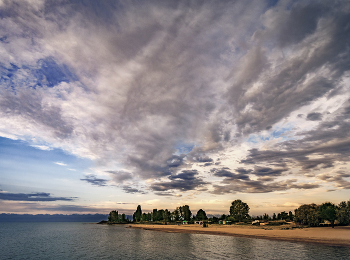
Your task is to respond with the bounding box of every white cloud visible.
[54,162,67,166]
[30,145,53,151]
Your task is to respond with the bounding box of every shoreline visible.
[127,224,350,247]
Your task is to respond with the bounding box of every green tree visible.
[229,199,250,222]
[158,209,165,221]
[179,205,192,221]
[219,214,227,220]
[337,200,350,225]
[278,211,288,220]
[196,209,208,220]
[272,213,276,220]
[171,208,180,221]
[163,209,171,222]
[152,209,158,221]
[294,204,320,226]
[133,205,142,222]
[210,216,219,223]
[288,211,293,221]
[108,210,119,223]
[319,202,336,228]
[142,213,149,221]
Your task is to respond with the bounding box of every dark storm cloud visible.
[122,186,147,194]
[211,179,320,195]
[306,112,322,121]
[211,167,250,180]
[196,157,214,163]
[166,155,185,168]
[151,170,207,192]
[202,162,213,167]
[210,165,298,194]
[277,2,325,48]
[0,192,75,201]
[237,104,350,186]
[241,132,350,172]
[235,168,253,175]
[318,171,350,189]
[80,175,108,186]
[226,2,350,136]
[251,166,289,177]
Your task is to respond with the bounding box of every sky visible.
[0,0,350,217]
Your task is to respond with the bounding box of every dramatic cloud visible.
[318,171,350,189]
[0,0,349,204]
[212,179,320,195]
[211,167,250,180]
[306,112,323,121]
[151,170,207,192]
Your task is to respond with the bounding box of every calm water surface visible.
[1,222,349,259]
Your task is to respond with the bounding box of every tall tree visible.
[163,209,171,222]
[319,202,337,228]
[171,208,180,221]
[196,209,207,220]
[108,210,119,223]
[179,205,192,221]
[152,209,158,221]
[288,211,294,220]
[337,200,350,225]
[229,199,250,222]
[133,205,142,222]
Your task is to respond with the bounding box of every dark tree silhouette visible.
[229,199,250,222]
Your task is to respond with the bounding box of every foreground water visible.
[1,222,350,259]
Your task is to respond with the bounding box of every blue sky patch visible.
[247,125,294,144]
[0,137,92,182]
[174,142,195,155]
[35,57,78,88]
[0,57,78,91]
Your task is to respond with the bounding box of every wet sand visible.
[128,224,350,246]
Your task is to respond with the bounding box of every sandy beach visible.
[128,224,350,246]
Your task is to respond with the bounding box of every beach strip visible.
[128,224,350,247]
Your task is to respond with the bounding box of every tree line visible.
[132,204,202,223]
[294,201,350,228]
[107,199,350,227]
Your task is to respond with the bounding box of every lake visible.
[1,222,349,259]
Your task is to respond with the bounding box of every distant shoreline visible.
[127,224,350,247]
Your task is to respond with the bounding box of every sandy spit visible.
[128,224,350,247]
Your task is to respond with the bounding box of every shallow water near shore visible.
[1,222,350,260]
